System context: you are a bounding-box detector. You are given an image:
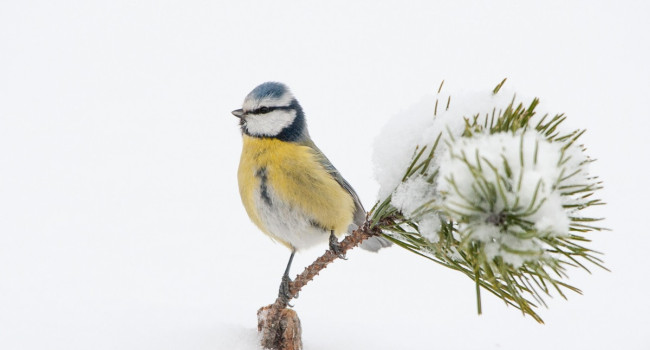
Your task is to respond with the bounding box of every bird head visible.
[232,82,307,141]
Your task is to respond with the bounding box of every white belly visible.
[254,184,330,251]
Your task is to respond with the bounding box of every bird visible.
[233,82,391,303]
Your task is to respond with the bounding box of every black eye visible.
[258,106,270,114]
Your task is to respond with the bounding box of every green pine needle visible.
[370,82,606,323]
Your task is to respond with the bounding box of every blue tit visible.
[232,82,391,302]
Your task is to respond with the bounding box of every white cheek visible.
[245,110,296,136]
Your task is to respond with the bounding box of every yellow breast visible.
[237,135,355,247]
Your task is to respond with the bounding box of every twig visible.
[258,221,380,349]
[288,222,377,301]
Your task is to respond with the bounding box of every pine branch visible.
[290,222,378,300]
[372,81,608,323]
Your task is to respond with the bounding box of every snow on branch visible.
[370,80,606,323]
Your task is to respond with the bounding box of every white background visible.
[1,1,648,349]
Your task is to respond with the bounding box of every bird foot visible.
[329,233,346,260]
[278,275,294,306]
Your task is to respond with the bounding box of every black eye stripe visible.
[249,105,294,115]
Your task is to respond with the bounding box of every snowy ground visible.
[1,1,649,349]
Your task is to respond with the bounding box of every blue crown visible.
[248,82,288,101]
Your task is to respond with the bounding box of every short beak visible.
[231,109,244,118]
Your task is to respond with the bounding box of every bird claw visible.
[329,233,346,260]
[278,275,294,306]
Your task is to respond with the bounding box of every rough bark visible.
[257,222,380,349]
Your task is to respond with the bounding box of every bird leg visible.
[278,249,296,306]
[329,230,346,259]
